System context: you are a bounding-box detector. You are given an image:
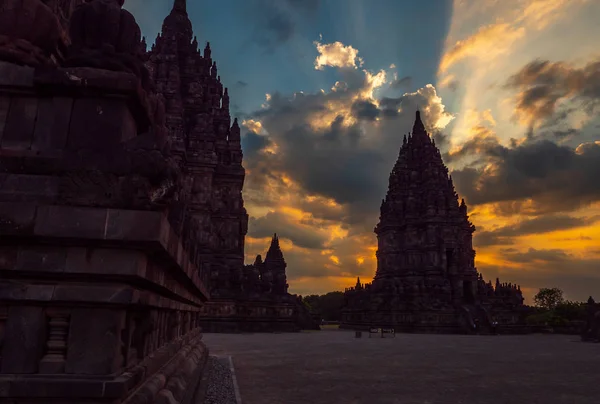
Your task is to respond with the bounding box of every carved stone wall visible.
[0,2,210,400]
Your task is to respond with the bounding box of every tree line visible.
[301,287,595,325]
[527,287,591,327]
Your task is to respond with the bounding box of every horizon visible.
[125,0,600,304]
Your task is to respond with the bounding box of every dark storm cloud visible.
[474,215,600,247]
[248,211,328,249]
[241,131,271,157]
[241,76,452,232]
[249,0,321,51]
[276,121,386,206]
[501,247,571,264]
[450,136,600,214]
[506,58,600,126]
[351,100,380,121]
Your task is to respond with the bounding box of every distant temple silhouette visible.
[147,0,311,332]
[341,111,527,333]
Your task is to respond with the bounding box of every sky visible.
[125,0,600,303]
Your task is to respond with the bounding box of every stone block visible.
[52,283,135,304]
[65,247,147,277]
[0,96,9,143]
[0,173,59,203]
[65,308,125,375]
[0,202,37,236]
[0,61,34,87]
[31,97,73,151]
[105,209,162,242]
[15,246,67,273]
[0,246,18,270]
[1,96,38,149]
[34,205,108,239]
[0,282,55,301]
[67,97,137,151]
[0,306,46,373]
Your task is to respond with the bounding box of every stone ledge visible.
[0,328,206,401]
[0,203,209,301]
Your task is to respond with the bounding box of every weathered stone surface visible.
[0,61,34,87]
[65,247,147,276]
[66,0,148,81]
[65,308,125,375]
[341,112,526,333]
[67,97,137,150]
[0,95,9,143]
[31,96,73,151]
[0,173,59,203]
[0,0,66,66]
[34,205,108,239]
[1,96,38,149]
[0,306,46,373]
[0,202,37,236]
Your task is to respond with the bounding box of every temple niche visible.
[146,0,313,332]
[341,111,527,334]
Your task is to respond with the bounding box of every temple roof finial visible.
[412,109,426,134]
[173,0,187,13]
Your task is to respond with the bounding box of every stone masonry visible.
[341,111,527,334]
[0,0,211,402]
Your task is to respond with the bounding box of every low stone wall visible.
[341,308,529,335]
[199,299,301,333]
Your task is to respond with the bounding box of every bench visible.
[368,327,395,338]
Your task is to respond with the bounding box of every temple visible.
[0,0,310,403]
[341,111,527,334]
[144,1,312,333]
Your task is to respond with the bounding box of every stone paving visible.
[203,329,600,404]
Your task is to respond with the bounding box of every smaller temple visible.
[199,234,316,332]
[341,111,527,334]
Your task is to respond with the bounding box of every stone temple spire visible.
[173,0,187,13]
[162,0,193,43]
[264,233,288,294]
[266,233,284,262]
[412,110,426,134]
[375,108,474,281]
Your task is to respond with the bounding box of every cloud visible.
[450,133,600,214]
[248,211,329,249]
[506,58,600,127]
[389,75,412,90]
[314,40,364,70]
[239,40,457,290]
[248,0,321,52]
[474,214,600,247]
[439,23,526,73]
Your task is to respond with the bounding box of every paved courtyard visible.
[203,329,600,404]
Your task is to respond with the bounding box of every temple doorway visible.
[463,281,475,304]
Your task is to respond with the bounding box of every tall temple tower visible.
[263,234,289,295]
[375,110,477,305]
[145,0,304,332]
[342,112,525,333]
[147,0,248,299]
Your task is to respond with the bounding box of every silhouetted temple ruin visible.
[341,112,526,334]
[144,1,309,333]
[0,0,309,402]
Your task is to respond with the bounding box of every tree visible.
[534,287,564,310]
[302,291,345,321]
